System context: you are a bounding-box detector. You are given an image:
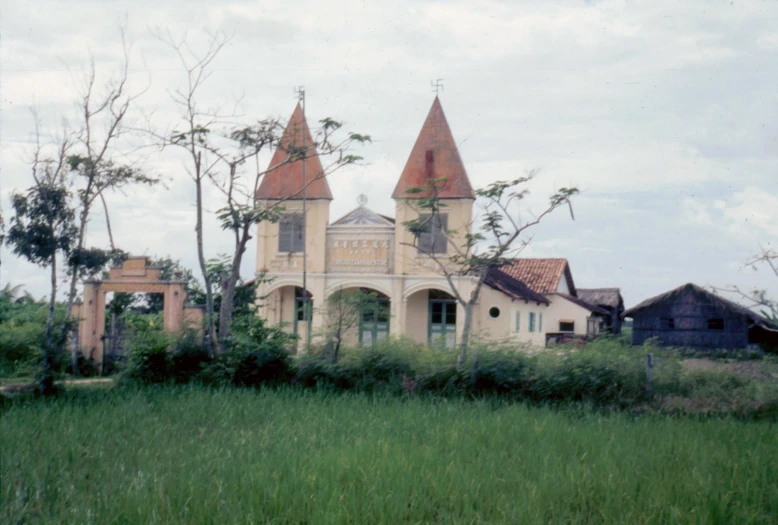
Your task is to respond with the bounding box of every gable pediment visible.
[329,206,395,229]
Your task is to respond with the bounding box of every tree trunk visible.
[40,253,58,396]
[194,170,218,354]
[460,302,479,386]
[66,200,91,376]
[218,224,250,341]
[461,272,487,387]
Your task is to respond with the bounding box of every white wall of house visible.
[473,286,549,347]
[544,294,597,338]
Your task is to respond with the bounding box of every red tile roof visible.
[392,97,475,200]
[498,258,576,296]
[256,103,333,201]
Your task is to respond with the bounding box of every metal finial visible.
[357,193,368,206]
[431,79,444,95]
[294,85,305,102]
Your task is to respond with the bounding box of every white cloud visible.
[718,186,778,237]
[682,198,713,226]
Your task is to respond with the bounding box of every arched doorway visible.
[293,287,313,343]
[358,290,390,346]
[264,285,313,341]
[428,290,457,347]
[324,287,390,347]
[404,288,457,348]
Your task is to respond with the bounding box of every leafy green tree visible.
[402,171,578,383]
[6,155,77,394]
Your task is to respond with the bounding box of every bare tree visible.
[402,171,578,382]
[715,247,778,322]
[149,30,370,349]
[144,30,233,353]
[61,30,159,373]
[321,288,380,363]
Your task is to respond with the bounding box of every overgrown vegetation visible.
[122,314,295,389]
[0,287,72,377]
[2,387,777,524]
[110,324,778,419]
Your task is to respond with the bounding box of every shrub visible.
[123,330,172,384]
[206,316,296,387]
[0,298,73,377]
[170,331,211,384]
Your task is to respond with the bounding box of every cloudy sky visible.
[1,0,777,310]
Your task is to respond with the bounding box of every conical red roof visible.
[256,103,333,201]
[392,97,475,200]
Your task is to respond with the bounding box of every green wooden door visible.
[359,298,390,346]
[429,299,456,347]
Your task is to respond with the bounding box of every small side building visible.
[624,283,778,350]
[577,288,625,334]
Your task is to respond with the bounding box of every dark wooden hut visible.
[624,283,778,350]
[577,288,624,334]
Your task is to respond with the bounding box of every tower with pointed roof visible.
[255,103,331,276]
[392,97,476,275]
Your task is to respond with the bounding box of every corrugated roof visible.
[499,258,576,296]
[256,103,333,201]
[484,268,550,305]
[392,97,475,200]
[577,288,624,309]
[624,283,778,331]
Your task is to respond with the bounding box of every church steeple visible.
[256,103,333,201]
[392,97,475,200]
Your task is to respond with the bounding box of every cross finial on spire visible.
[431,78,444,95]
[294,85,305,106]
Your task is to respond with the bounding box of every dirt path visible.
[0,377,115,394]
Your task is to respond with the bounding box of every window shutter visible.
[293,214,305,252]
[278,214,305,252]
[515,311,521,332]
[539,313,543,332]
[417,213,448,254]
[278,216,291,252]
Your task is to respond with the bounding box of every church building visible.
[255,98,606,348]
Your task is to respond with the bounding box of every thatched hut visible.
[577,288,624,334]
[624,283,778,350]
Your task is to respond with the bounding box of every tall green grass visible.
[3,387,777,524]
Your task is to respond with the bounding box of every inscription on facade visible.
[327,235,392,274]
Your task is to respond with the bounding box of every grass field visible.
[2,387,777,524]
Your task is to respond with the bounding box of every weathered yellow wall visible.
[278,286,297,334]
[256,199,330,274]
[405,290,429,344]
[393,198,473,276]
